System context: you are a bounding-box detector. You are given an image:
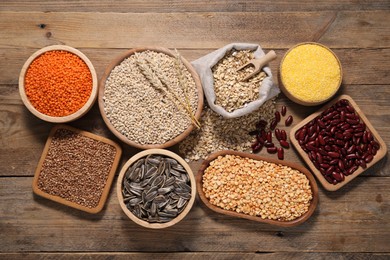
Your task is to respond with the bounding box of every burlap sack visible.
[191,43,279,118]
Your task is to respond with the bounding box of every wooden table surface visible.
[1,1,389,259]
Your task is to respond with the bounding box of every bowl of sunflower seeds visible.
[117,149,196,229]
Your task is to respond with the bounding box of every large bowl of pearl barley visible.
[98,47,204,149]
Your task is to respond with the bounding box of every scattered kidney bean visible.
[267,147,277,154]
[281,105,287,116]
[275,129,281,141]
[275,111,281,123]
[280,140,290,149]
[270,119,277,130]
[285,115,293,126]
[280,130,287,141]
[277,147,284,160]
[294,99,379,185]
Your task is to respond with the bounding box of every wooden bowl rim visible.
[279,42,343,106]
[290,94,387,191]
[98,47,204,149]
[32,124,122,213]
[196,150,319,227]
[116,149,196,229]
[18,45,98,123]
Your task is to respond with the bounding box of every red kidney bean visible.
[309,132,318,141]
[264,141,274,148]
[306,144,317,151]
[317,153,323,164]
[281,105,287,116]
[277,147,284,160]
[332,172,344,182]
[252,142,263,153]
[328,152,340,158]
[281,130,287,141]
[329,159,338,165]
[266,131,272,142]
[275,111,281,123]
[331,119,340,126]
[346,105,355,113]
[346,153,358,160]
[317,119,325,128]
[318,135,325,146]
[359,159,367,169]
[275,129,281,141]
[343,132,353,140]
[346,165,358,176]
[330,126,337,135]
[285,115,293,126]
[280,140,290,149]
[364,154,373,163]
[324,175,333,184]
[267,147,277,154]
[270,119,277,130]
[325,166,335,176]
[340,110,346,121]
[338,160,345,170]
[320,163,330,169]
[335,140,344,146]
[257,136,265,144]
[372,140,380,150]
[367,131,373,141]
[298,128,306,141]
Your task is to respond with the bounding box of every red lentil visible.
[24,50,92,117]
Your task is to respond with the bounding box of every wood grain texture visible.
[1,252,390,260]
[0,11,388,49]
[1,0,389,12]
[0,1,389,257]
[1,48,389,85]
[1,84,388,178]
[1,177,389,252]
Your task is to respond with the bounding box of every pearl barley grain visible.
[103,50,198,145]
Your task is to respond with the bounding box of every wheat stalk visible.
[173,49,201,128]
[135,52,200,128]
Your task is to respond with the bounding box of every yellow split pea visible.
[280,43,342,104]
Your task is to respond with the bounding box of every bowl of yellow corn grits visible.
[279,42,342,106]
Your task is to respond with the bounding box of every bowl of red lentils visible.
[19,45,98,123]
[279,42,342,106]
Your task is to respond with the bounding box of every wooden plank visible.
[0,177,389,252]
[0,0,389,12]
[1,47,389,85]
[1,83,389,177]
[1,252,390,260]
[0,11,388,49]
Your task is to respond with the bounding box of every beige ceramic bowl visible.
[117,149,196,229]
[279,42,342,106]
[99,47,204,149]
[19,45,98,123]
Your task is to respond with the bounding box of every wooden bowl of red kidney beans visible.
[290,95,387,191]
